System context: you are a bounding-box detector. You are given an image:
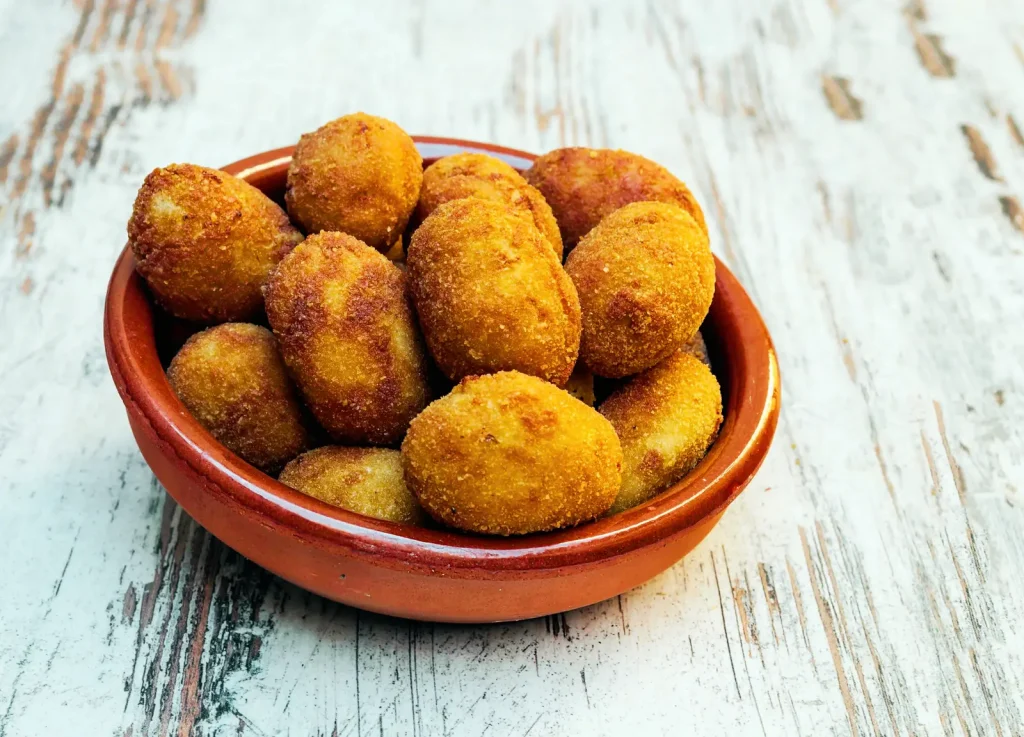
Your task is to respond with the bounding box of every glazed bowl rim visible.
[104,136,780,576]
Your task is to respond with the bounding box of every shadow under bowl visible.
[104,137,781,623]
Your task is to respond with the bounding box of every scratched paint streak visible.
[814,522,882,737]
[932,401,966,503]
[821,76,864,121]
[910,27,957,78]
[960,124,1003,182]
[785,557,817,676]
[921,431,941,498]
[72,69,106,166]
[873,445,896,502]
[799,527,858,736]
[998,196,1024,234]
[757,563,784,648]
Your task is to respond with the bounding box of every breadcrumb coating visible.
[407,198,581,385]
[129,164,302,322]
[280,446,427,525]
[415,153,562,258]
[524,147,707,251]
[402,371,622,535]
[600,351,723,514]
[166,323,310,473]
[565,201,715,378]
[264,231,431,445]
[285,113,422,252]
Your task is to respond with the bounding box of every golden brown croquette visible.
[279,447,427,526]
[415,153,562,258]
[129,164,302,322]
[166,323,310,473]
[285,113,422,252]
[264,231,431,445]
[600,351,723,514]
[524,147,707,252]
[565,201,715,378]
[407,198,581,385]
[402,371,622,535]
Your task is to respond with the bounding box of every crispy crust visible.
[264,231,431,445]
[279,446,427,525]
[401,371,622,535]
[599,351,723,514]
[524,147,707,251]
[565,201,715,378]
[285,113,422,252]
[415,153,563,258]
[406,198,581,385]
[166,323,310,473]
[129,164,302,322]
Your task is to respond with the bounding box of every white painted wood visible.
[1,0,1022,735]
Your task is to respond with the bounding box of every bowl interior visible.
[107,138,778,571]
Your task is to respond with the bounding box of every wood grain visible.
[1,0,1023,735]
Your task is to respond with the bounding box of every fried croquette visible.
[129,164,302,322]
[279,447,427,525]
[600,351,723,514]
[407,198,581,385]
[264,231,431,445]
[565,201,715,378]
[415,153,562,258]
[524,147,707,251]
[285,113,422,252]
[166,323,310,473]
[402,371,622,535]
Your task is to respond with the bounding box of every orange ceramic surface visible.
[104,138,780,623]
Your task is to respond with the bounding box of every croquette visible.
[129,164,302,322]
[415,153,562,258]
[264,231,431,445]
[167,323,310,473]
[402,371,622,535]
[600,351,723,514]
[524,147,707,251]
[565,201,715,378]
[280,447,427,525]
[285,113,422,252]
[407,198,581,385]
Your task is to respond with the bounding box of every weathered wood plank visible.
[1,0,1022,735]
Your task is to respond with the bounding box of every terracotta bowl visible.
[104,137,780,623]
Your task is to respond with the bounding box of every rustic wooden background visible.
[1,0,1023,735]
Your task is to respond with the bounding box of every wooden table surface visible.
[2,0,1023,735]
